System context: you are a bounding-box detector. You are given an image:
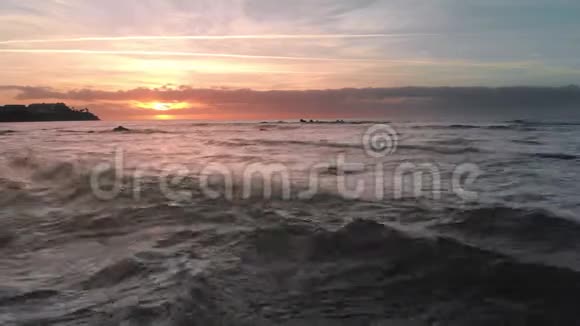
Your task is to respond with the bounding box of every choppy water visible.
[1,119,580,325]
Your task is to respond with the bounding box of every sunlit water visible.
[1,119,580,325]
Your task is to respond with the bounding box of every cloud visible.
[3,1,580,90]
[0,49,538,72]
[0,33,440,44]
[0,48,430,63]
[242,0,377,25]
[4,84,580,120]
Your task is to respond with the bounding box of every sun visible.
[134,101,191,111]
[152,102,171,111]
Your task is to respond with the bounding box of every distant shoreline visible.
[0,103,99,122]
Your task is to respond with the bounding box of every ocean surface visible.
[1,119,580,325]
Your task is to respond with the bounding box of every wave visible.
[435,206,580,253]
[529,153,578,160]
[5,211,580,324]
[399,144,483,154]
[86,219,580,325]
[512,138,542,145]
[433,206,580,272]
[336,120,389,125]
[485,125,511,130]
[255,138,483,155]
[296,120,389,125]
[245,139,361,151]
[428,137,476,147]
[0,289,59,306]
[58,129,96,134]
[411,124,481,130]
[82,257,149,290]
[0,150,319,207]
[54,128,173,135]
[0,130,16,135]
[103,128,172,134]
[409,121,570,132]
[0,152,135,206]
[448,124,481,129]
[412,124,515,130]
[258,125,302,131]
[507,119,580,127]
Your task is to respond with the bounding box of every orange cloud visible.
[3,85,580,121]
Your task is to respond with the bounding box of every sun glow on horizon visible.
[135,101,191,111]
[154,114,176,120]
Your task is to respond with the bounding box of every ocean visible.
[1,119,580,325]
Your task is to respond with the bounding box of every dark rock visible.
[113,126,130,132]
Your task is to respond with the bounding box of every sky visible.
[0,0,579,120]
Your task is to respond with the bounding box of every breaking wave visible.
[80,219,580,325]
[436,206,580,249]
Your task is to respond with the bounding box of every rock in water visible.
[113,126,130,132]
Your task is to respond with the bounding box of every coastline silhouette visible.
[0,103,99,122]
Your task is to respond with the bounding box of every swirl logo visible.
[363,124,399,157]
